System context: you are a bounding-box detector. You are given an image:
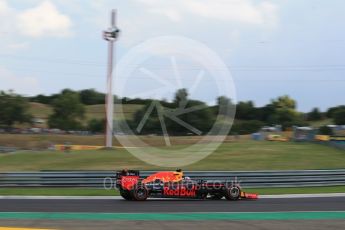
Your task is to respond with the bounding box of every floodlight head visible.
[103,27,120,42]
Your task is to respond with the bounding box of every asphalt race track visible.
[0,197,345,213]
[1,197,345,229]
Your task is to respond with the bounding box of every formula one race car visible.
[115,169,258,201]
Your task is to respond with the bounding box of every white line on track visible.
[0,193,345,200]
[259,193,345,198]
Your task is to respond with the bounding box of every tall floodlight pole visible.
[103,9,120,148]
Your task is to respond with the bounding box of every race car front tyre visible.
[120,189,133,201]
[225,186,241,201]
[131,185,149,201]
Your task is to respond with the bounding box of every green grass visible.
[86,104,144,121]
[28,102,53,119]
[187,141,345,171]
[0,186,344,196]
[0,141,344,171]
[246,186,345,195]
[0,133,112,149]
[0,133,205,149]
[0,188,118,196]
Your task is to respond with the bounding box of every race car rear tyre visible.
[131,185,149,201]
[225,186,241,201]
[120,189,133,201]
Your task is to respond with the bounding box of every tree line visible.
[1,88,345,135]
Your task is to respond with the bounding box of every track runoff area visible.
[0,195,345,229]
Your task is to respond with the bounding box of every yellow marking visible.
[54,144,138,151]
[0,228,56,230]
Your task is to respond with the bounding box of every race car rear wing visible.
[116,170,140,190]
[116,169,140,177]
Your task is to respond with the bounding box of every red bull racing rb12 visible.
[116,169,258,201]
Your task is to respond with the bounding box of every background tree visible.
[266,95,305,128]
[271,95,296,110]
[0,91,32,128]
[333,108,345,125]
[318,126,333,135]
[230,120,264,135]
[326,106,345,118]
[168,88,213,134]
[48,90,85,130]
[79,89,105,105]
[167,99,213,135]
[30,94,57,104]
[235,101,256,120]
[215,96,234,116]
[217,96,232,108]
[132,89,214,135]
[88,118,105,133]
[173,88,188,107]
[257,104,275,123]
[307,108,322,121]
[132,101,163,134]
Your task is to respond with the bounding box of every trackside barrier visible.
[0,170,345,188]
[0,169,345,188]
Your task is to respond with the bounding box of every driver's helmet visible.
[184,176,191,180]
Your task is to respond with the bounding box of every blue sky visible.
[0,0,344,112]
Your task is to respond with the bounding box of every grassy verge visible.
[246,186,345,195]
[0,141,344,171]
[0,188,119,196]
[0,186,344,196]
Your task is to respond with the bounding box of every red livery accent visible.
[242,192,258,199]
[163,186,196,197]
[121,176,139,190]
